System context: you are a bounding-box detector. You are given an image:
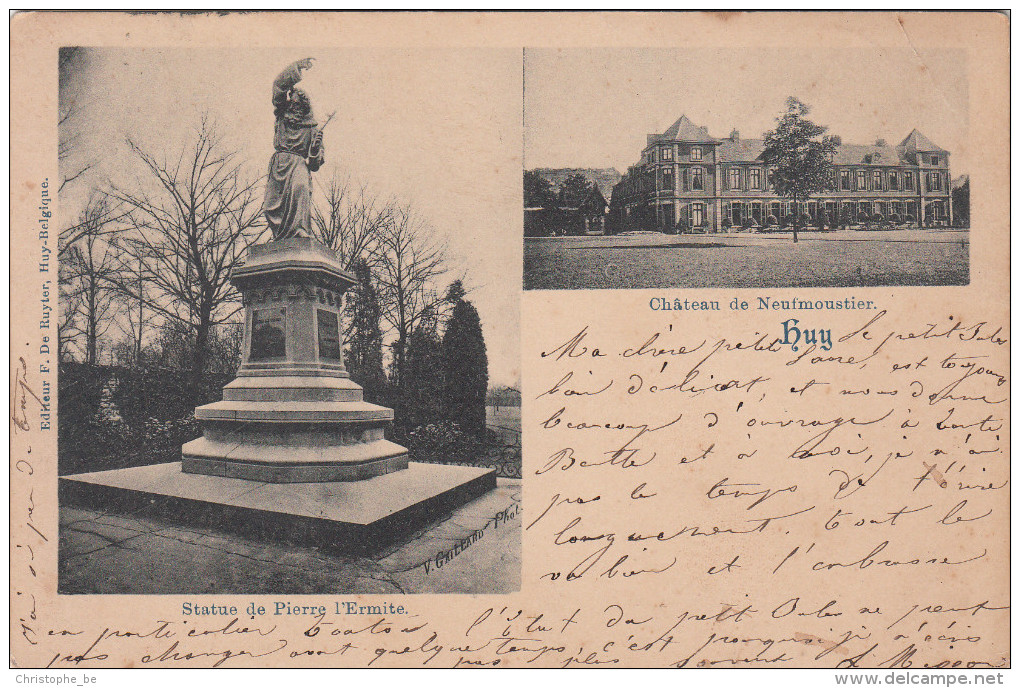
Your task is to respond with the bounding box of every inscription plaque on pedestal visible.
[317,309,342,361]
[251,307,286,360]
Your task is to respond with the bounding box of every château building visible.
[609,114,954,233]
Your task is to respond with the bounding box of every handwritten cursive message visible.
[522,308,1009,667]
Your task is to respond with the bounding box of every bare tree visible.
[371,204,447,388]
[58,198,129,259]
[58,47,95,193]
[111,255,152,367]
[110,117,264,398]
[60,194,122,364]
[58,260,84,362]
[311,166,395,271]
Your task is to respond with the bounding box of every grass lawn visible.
[523,230,969,290]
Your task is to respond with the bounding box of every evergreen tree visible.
[559,173,594,208]
[524,170,556,209]
[396,306,444,437]
[952,177,970,227]
[344,260,387,405]
[441,282,488,439]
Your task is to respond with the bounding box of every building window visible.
[662,166,674,191]
[840,170,852,190]
[728,168,740,190]
[648,149,656,163]
[928,172,943,191]
[691,167,704,191]
[662,147,673,161]
[767,168,776,189]
[889,171,898,191]
[856,169,866,190]
[661,203,675,229]
[691,203,704,227]
[749,167,762,190]
[904,172,914,191]
[930,155,940,166]
[872,170,883,190]
[690,147,702,161]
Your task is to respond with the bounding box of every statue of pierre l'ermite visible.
[264,57,333,241]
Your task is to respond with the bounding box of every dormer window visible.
[690,147,703,161]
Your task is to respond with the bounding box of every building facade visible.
[609,115,953,234]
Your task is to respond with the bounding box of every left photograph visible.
[56,47,522,595]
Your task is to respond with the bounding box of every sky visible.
[524,48,970,177]
[61,47,522,387]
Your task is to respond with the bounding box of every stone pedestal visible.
[61,236,497,558]
[182,236,409,483]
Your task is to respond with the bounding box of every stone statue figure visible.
[264,58,325,240]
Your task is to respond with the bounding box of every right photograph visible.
[523,48,970,290]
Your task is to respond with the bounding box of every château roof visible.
[717,137,766,163]
[898,128,948,154]
[716,138,908,165]
[832,143,908,166]
[641,116,947,167]
[649,114,719,144]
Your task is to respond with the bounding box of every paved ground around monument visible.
[524,229,969,289]
[59,478,520,595]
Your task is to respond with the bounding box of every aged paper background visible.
[10,11,1009,669]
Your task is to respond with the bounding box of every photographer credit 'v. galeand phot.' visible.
[56,48,522,595]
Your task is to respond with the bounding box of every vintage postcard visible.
[10,11,1010,674]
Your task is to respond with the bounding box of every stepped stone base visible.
[59,461,497,553]
[181,449,409,483]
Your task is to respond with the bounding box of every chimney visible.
[875,138,887,147]
[730,129,740,141]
